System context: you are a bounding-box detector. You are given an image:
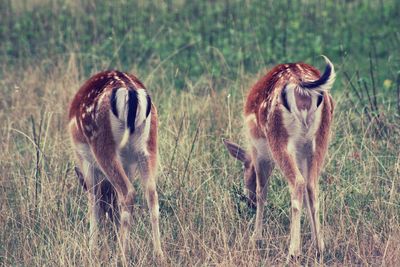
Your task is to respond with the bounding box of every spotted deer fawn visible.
[68,70,163,259]
[223,56,335,260]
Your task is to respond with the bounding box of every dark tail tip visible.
[300,56,334,89]
[146,94,152,117]
[281,85,291,111]
[110,88,119,117]
[300,64,331,89]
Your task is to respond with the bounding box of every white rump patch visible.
[136,89,149,126]
[282,84,322,129]
[113,87,129,121]
[109,87,151,152]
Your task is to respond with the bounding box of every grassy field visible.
[1,0,400,266]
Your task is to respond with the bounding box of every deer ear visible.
[74,166,87,191]
[222,138,250,164]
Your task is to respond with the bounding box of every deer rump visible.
[280,58,334,130]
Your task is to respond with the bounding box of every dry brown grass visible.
[1,54,399,266]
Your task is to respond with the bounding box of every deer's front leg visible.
[297,144,324,255]
[305,112,332,256]
[288,176,305,261]
[305,157,325,255]
[305,180,324,254]
[137,152,164,260]
[251,149,274,241]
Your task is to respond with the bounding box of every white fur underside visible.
[282,91,323,142]
[284,84,322,130]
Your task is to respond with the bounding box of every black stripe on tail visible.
[110,89,119,117]
[127,90,138,134]
[300,63,332,89]
[281,85,291,111]
[317,93,324,107]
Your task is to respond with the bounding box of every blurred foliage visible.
[1,0,399,88]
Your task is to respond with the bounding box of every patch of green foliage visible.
[1,0,399,87]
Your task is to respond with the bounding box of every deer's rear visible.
[68,70,163,261]
[224,57,335,262]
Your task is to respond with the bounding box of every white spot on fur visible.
[122,72,141,89]
[86,104,95,113]
[261,101,267,109]
[97,93,107,112]
[84,124,92,132]
[245,113,256,123]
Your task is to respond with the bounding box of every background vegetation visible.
[1,0,399,265]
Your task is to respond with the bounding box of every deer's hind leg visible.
[304,144,327,255]
[296,141,324,255]
[269,139,306,260]
[136,151,163,259]
[304,102,333,255]
[90,144,135,259]
[304,173,324,254]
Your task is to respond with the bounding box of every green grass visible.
[1,0,400,265]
